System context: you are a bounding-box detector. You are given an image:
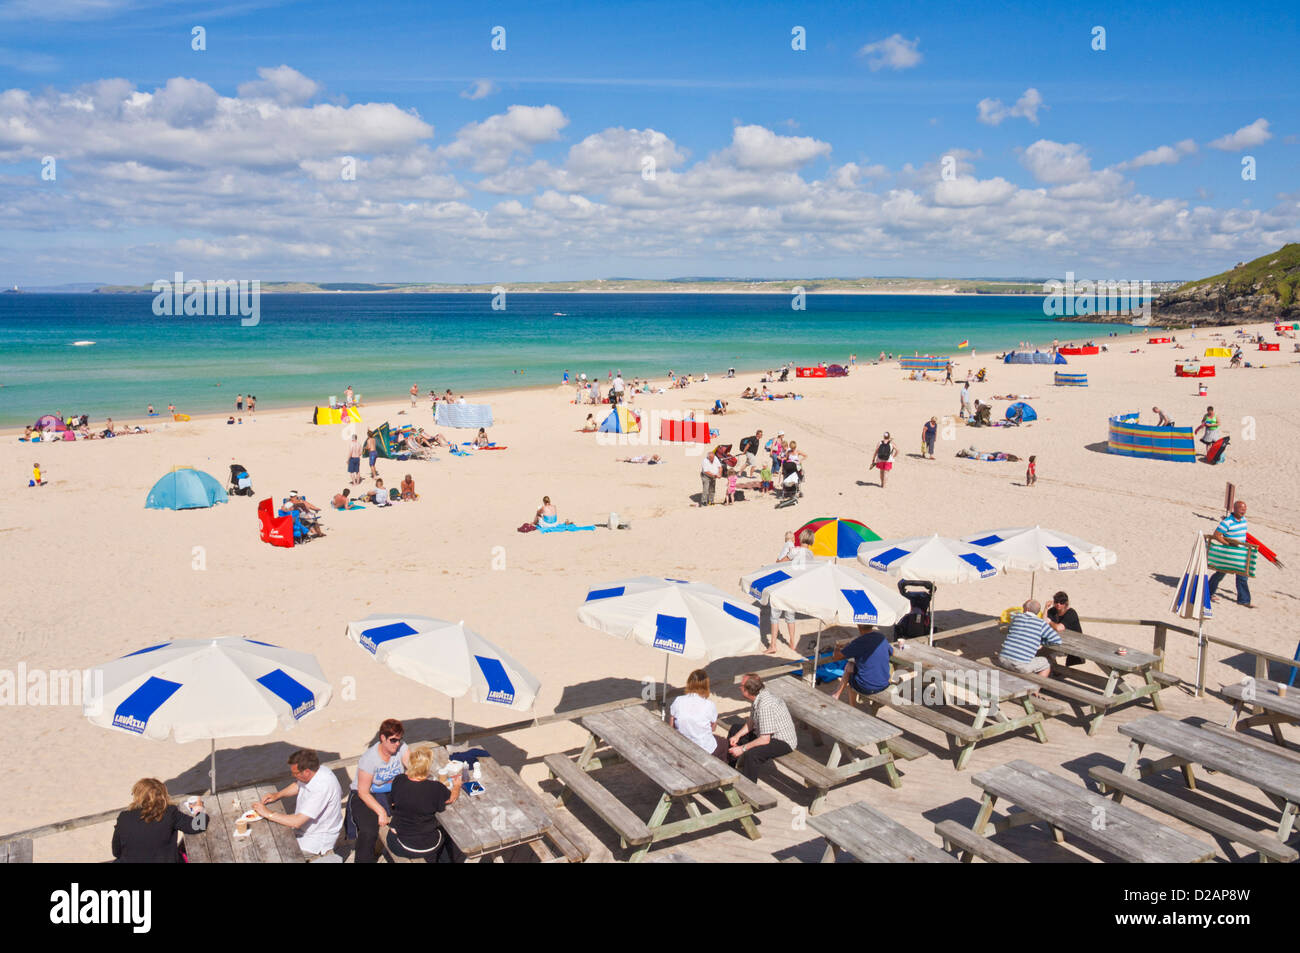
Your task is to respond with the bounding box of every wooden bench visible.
[1150,671,1181,687]
[776,748,843,795]
[543,753,653,847]
[809,801,956,863]
[934,819,1029,863]
[729,773,778,812]
[1088,766,1297,864]
[884,735,927,761]
[543,807,593,863]
[880,698,980,744]
[0,838,32,863]
[988,662,1119,711]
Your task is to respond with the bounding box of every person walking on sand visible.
[1207,500,1254,608]
[365,431,379,478]
[410,383,419,407]
[1026,455,1037,486]
[872,433,897,488]
[1194,406,1219,449]
[700,450,721,507]
[247,395,255,415]
[922,417,937,460]
[959,381,972,419]
[348,434,363,485]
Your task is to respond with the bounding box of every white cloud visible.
[1121,138,1196,169]
[721,124,830,171]
[1019,139,1092,184]
[977,88,1044,126]
[460,79,498,101]
[858,34,922,71]
[439,104,568,172]
[236,65,321,107]
[1208,118,1271,151]
[932,175,1017,207]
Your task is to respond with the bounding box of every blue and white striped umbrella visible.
[741,556,910,627]
[961,525,1116,598]
[857,534,1006,583]
[1171,533,1213,694]
[346,614,540,743]
[85,637,332,793]
[579,577,762,661]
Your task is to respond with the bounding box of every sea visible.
[0,292,1129,427]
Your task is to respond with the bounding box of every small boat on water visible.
[71,340,96,346]
[552,312,567,316]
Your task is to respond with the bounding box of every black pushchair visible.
[893,579,935,640]
[228,463,254,496]
[778,366,790,383]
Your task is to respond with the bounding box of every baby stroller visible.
[775,458,804,504]
[893,580,935,640]
[778,366,790,383]
[228,463,254,496]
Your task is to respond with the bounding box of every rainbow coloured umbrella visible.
[794,517,882,559]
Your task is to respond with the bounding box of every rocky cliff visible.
[1151,243,1300,327]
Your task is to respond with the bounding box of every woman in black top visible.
[112,778,208,863]
[386,746,462,862]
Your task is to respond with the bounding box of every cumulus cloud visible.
[1119,138,1197,169]
[858,34,922,71]
[2,70,1297,285]
[236,65,320,106]
[977,88,1044,126]
[721,124,830,171]
[1019,139,1092,184]
[438,104,568,172]
[1208,118,1271,151]
[460,79,497,101]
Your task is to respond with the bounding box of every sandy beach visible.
[3,321,1297,862]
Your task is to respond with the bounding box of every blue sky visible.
[1,0,1296,283]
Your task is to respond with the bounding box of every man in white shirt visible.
[612,373,625,405]
[253,749,344,862]
[699,451,721,506]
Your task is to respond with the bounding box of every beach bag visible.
[1206,538,1256,577]
[517,522,536,533]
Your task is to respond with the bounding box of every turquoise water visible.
[0,293,1125,426]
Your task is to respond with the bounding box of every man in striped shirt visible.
[1208,500,1252,608]
[997,599,1061,674]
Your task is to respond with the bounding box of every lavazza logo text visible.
[50,884,151,934]
[151,271,260,326]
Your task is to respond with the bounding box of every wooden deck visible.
[8,624,1299,863]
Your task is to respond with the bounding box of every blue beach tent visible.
[1005,402,1038,422]
[145,467,228,510]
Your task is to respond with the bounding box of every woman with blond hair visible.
[111,778,208,863]
[669,669,722,757]
[386,746,462,862]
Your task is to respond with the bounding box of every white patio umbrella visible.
[1170,533,1214,696]
[578,577,763,708]
[857,534,1007,643]
[962,525,1117,599]
[346,614,540,743]
[740,555,911,680]
[85,637,332,794]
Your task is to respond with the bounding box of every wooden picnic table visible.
[184,780,321,863]
[1117,714,1300,842]
[427,748,555,862]
[884,642,1050,770]
[809,801,956,863]
[764,676,904,813]
[969,759,1215,863]
[545,703,774,862]
[1034,631,1171,734]
[1220,677,1300,746]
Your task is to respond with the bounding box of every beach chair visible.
[257,499,294,548]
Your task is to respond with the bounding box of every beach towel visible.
[536,523,597,533]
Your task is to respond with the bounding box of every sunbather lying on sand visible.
[620,454,662,464]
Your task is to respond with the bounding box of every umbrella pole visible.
[450,697,456,745]
[1030,571,1036,601]
[929,589,936,646]
[662,655,669,720]
[809,622,823,686]
[210,739,217,796]
[1195,617,1207,698]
